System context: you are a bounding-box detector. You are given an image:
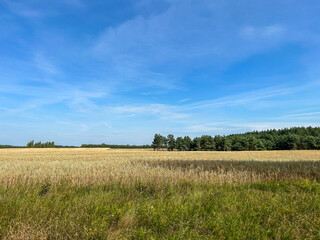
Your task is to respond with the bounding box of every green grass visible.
[1,181,320,239]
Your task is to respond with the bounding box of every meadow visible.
[1,149,320,239]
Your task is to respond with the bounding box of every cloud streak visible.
[108,104,189,120]
[285,112,320,117]
[1,0,320,145]
[104,83,314,122]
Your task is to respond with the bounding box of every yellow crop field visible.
[2,149,320,239]
[1,148,320,186]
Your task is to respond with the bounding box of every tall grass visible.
[1,182,320,239]
[1,149,320,239]
[1,149,320,186]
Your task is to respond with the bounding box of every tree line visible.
[152,127,320,151]
[26,140,55,148]
[0,145,24,149]
[80,144,152,149]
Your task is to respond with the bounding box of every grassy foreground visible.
[1,181,320,239]
[1,149,320,239]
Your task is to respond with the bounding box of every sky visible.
[1,0,320,146]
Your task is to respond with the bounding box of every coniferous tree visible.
[191,137,201,151]
[256,139,266,151]
[161,136,168,149]
[153,126,320,151]
[248,137,258,151]
[305,136,317,150]
[183,136,192,151]
[26,140,34,148]
[176,137,185,151]
[167,134,176,151]
[200,135,215,151]
[152,134,163,151]
[222,137,230,151]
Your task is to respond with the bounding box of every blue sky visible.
[1,0,320,145]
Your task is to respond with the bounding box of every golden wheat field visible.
[1,148,320,186]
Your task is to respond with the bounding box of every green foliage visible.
[81,143,152,149]
[0,145,24,148]
[200,135,215,151]
[183,136,192,151]
[167,134,176,151]
[304,136,317,150]
[161,135,168,149]
[191,137,201,151]
[1,182,320,239]
[256,139,266,151]
[175,137,185,151]
[26,140,34,148]
[154,126,320,151]
[26,140,55,148]
[214,136,230,151]
[152,134,163,150]
[230,136,249,151]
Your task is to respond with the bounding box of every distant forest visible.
[1,127,320,150]
[26,140,55,148]
[80,144,152,149]
[152,127,320,151]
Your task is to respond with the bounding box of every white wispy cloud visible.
[0,81,107,114]
[3,0,43,18]
[285,111,320,117]
[2,0,320,145]
[89,1,295,96]
[108,104,188,120]
[67,89,106,112]
[3,0,84,18]
[92,1,290,70]
[57,121,89,132]
[34,53,59,75]
[102,84,305,123]
[185,124,224,133]
[241,24,284,40]
[178,98,191,103]
[182,86,298,111]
